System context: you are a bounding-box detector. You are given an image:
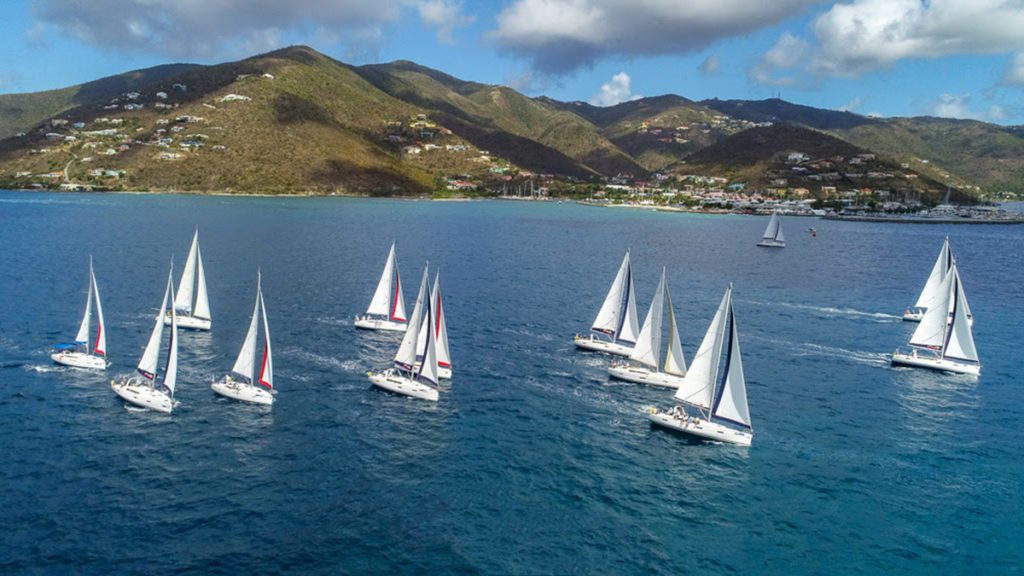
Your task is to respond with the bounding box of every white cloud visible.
[747,32,814,87]
[490,0,819,74]
[698,55,720,75]
[589,71,640,106]
[749,0,1024,87]
[838,96,864,112]
[30,0,403,59]
[1002,52,1024,85]
[922,93,1008,121]
[414,0,475,44]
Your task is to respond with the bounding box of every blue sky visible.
[2,0,1022,124]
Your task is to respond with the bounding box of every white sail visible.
[619,262,640,344]
[395,264,429,371]
[91,262,106,357]
[775,222,785,243]
[390,258,407,322]
[952,262,973,322]
[367,243,397,317]
[174,230,199,314]
[417,273,451,369]
[139,267,173,378]
[258,288,273,389]
[664,283,686,376]
[592,251,630,337]
[913,237,951,309]
[711,301,752,429]
[74,261,94,346]
[416,292,440,388]
[193,244,211,320]
[231,276,261,382]
[674,285,730,411]
[434,274,450,369]
[909,268,953,350]
[762,212,781,241]
[629,267,665,369]
[943,266,978,363]
[164,281,179,396]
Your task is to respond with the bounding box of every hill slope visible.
[0,64,200,139]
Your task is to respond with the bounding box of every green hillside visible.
[0,64,199,139]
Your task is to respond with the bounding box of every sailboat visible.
[111,263,179,413]
[415,272,452,379]
[892,261,980,376]
[355,242,407,331]
[757,211,785,248]
[52,257,108,370]
[903,237,973,326]
[574,250,640,356]
[367,264,440,401]
[649,284,753,446]
[212,271,275,405]
[608,267,687,388]
[165,229,212,331]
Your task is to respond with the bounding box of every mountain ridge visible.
[1,45,1021,198]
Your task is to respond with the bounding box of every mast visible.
[710,296,752,430]
[367,243,397,317]
[75,257,94,350]
[163,279,179,397]
[230,273,261,383]
[663,282,686,376]
[174,229,199,315]
[592,251,631,339]
[139,264,173,380]
[258,286,273,389]
[395,264,429,372]
[92,259,106,357]
[193,242,211,321]
[674,285,731,417]
[914,237,951,309]
[629,267,665,370]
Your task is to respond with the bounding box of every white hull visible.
[756,240,785,248]
[903,309,973,327]
[608,364,684,388]
[51,351,107,370]
[573,334,633,357]
[368,369,439,401]
[212,375,274,405]
[902,310,924,323]
[111,377,173,413]
[891,350,980,376]
[649,409,752,446]
[164,314,211,331]
[354,316,407,332]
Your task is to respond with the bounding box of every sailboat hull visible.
[891,350,980,376]
[354,316,407,332]
[573,334,633,357]
[649,410,752,446]
[902,309,924,323]
[164,314,211,331]
[212,375,274,405]
[368,369,439,401]
[111,377,173,413]
[608,364,684,388]
[756,240,785,248]
[51,351,107,370]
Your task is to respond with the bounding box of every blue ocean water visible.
[0,190,1021,574]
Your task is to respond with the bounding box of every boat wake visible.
[124,405,150,412]
[743,300,900,322]
[25,364,60,373]
[792,342,891,367]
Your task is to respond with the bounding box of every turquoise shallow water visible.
[1,191,1021,574]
